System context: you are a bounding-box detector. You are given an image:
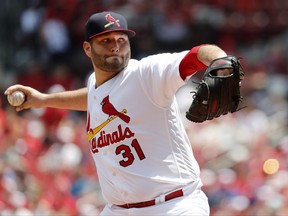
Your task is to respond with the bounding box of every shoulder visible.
[128,51,189,67]
[143,51,189,60]
[139,51,189,68]
[124,51,189,78]
[87,72,95,89]
[127,59,139,67]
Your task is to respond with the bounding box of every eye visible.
[99,38,109,44]
[118,37,126,43]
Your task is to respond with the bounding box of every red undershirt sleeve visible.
[179,45,208,80]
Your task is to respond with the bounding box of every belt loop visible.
[155,194,165,205]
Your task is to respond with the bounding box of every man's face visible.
[88,32,131,73]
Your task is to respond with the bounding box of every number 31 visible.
[115,139,146,167]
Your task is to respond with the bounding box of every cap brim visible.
[88,29,136,40]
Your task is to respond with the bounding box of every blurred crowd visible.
[0,0,288,215]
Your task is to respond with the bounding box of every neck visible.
[94,68,120,87]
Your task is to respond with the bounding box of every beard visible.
[90,48,130,73]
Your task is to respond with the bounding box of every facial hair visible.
[90,47,130,73]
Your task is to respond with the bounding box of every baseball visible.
[7,90,26,106]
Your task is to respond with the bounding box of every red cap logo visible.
[105,14,120,28]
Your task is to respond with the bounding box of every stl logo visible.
[101,96,130,123]
[86,95,130,141]
[104,14,120,28]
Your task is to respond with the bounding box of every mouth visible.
[106,55,122,62]
[106,54,120,58]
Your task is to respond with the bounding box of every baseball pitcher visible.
[5,11,244,216]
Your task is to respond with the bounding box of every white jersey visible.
[86,51,201,205]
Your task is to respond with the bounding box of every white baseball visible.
[7,90,26,106]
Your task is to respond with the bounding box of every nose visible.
[111,47,119,53]
[110,41,119,53]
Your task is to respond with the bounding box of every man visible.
[5,11,232,215]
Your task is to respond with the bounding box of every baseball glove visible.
[186,56,245,123]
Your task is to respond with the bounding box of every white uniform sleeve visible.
[138,51,189,108]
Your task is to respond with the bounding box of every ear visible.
[83,41,92,58]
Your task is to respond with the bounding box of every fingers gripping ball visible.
[7,91,26,106]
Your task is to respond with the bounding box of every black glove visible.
[186,56,245,123]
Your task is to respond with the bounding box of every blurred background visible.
[0,0,287,215]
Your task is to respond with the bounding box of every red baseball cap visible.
[84,11,136,41]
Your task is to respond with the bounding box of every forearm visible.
[44,87,88,111]
[197,44,227,66]
[5,85,88,112]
